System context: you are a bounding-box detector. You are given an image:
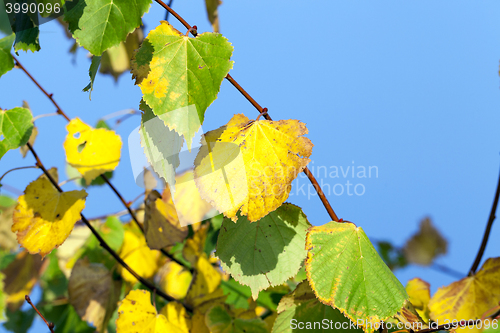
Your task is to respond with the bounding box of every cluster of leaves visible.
[1,0,500,332]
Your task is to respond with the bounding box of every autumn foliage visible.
[0,1,499,333]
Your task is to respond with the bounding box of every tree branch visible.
[469,166,500,275]
[25,142,192,311]
[25,295,55,333]
[153,0,340,222]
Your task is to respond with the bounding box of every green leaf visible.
[206,304,268,333]
[64,0,152,56]
[5,0,40,52]
[272,281,363,333]
[95,119,111,130]
[41,303,95,333]
[132,20,233,148]
[82,55,101,100]
[216,203,311,299]
[305,221,408,329]
[0,107,34,160]
[139,99,182,187]
[0,34,14,78]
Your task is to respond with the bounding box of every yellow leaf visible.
[185,255,224,310]
[144,190,187,249]
[165,170,213,227]
[118,228,161,283]
[406,278,431,323]
[191,310,210,333]
[1,251,46,311]
[159,302,191,333]
[12,171,87,257]
[68,258,122,332]
[194,114,313,222]
[64,118,122,184]
[182,223,209,266]
[429,257,500,325]
[404,217,447,266]
[56,225,92,278]
[159,261,192,299]
[116,289,169,333]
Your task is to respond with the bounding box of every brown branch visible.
[469,166,500,275]
[415,308,500,333]
[153,0,340,222]
[25,143,192,311]
[25,295,55,333]
[14,56,190,270]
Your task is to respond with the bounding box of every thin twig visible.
[32,112,59,122]
[14,56,189,270]
[469,166,500,275]
[0,166,38,183]
[25,142,192,311]
[164,0,174,21]
[25,295,55,333]
[153,0,340,222]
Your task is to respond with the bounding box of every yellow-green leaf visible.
[194,114,313,222]
[429,257,500,324]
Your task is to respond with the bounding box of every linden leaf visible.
[5,0,40,52]
[216,203,311,299]
[0,34,15,78]
[0,195,18,251]
[194,114,313,222]
[64,118,122,185]
[159,261,193,300]
[205,0,221,32]
[139,100,182,190]
[144,190,187,249]
[19,101,38,158]
[272,281,363,333]
[0,107,34,160]
[403,217,447,266]
[429,257,500,324]
[11,171,88,257]
[118,227,160,283]
[305,221,408,331]
[185,255,224,310]
[182,223,209,266]
[1,251,46,311]
[116,289,169,333]
[205,304,268,333]
[158,302,192,333]
[100,28,144,81]
[406,278,431,323]
[68,258,122,332]
[131,20,234,148]
[64,0,152,56]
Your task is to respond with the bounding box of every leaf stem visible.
[469,166,500,275]
[25,295,55,333]
[25,142,192,310]
[153,0,340,222]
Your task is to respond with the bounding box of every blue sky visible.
[1,0,500,331]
